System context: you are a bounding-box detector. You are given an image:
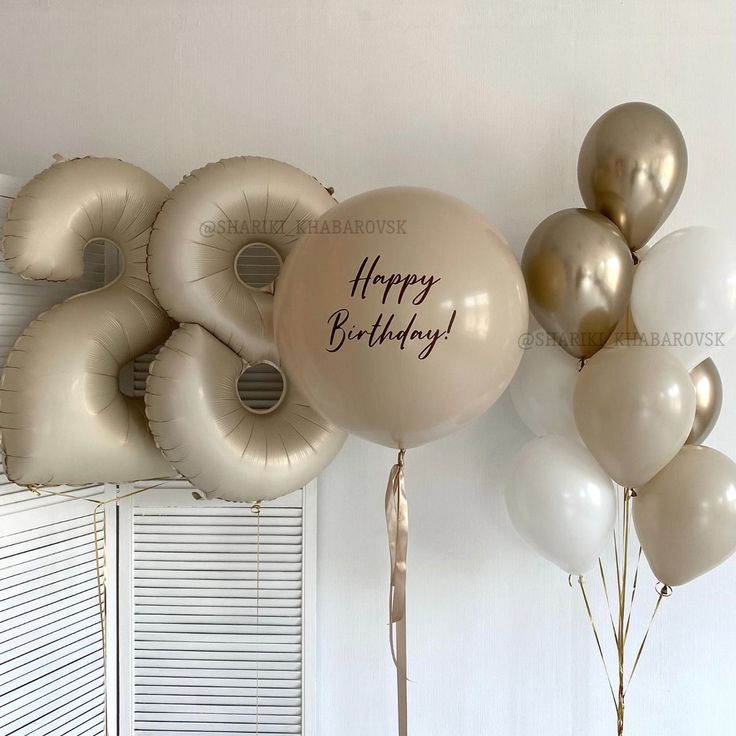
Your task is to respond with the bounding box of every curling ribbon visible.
[385,449,409,736]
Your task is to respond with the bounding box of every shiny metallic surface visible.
[687,357,723,445]
[522,208,634,359]
[578,102,687,252]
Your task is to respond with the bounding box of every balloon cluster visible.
[508,102,736,587]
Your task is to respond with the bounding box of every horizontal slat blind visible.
[0,173,114,736]
[131,484,304,735]
[0,483,107,736]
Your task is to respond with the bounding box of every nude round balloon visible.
[634,446,736,586]
[573,344,695,488]
[578,102,687,252]
[274,187,528,449]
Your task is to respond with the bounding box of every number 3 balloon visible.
[0,157,174,485]
[145,157,346,501]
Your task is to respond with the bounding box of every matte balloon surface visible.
[274,187,529,449]
[145,325,346,502]
[634,445,736,586]
[146,157,346,501]
[0,157,173,485]
[574,344,695,487]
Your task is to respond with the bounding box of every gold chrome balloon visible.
[687,358,723,445]
[522,208,633,359]
[578,102,687,252]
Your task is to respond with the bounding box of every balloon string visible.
[626,586,669,694]
[598,559,620,648]
[91,502,108,736]
[385,449,409,736]
[577,576,617,710]
[251,501,262,736]
[624,547,643,644]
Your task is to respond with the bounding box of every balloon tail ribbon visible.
[577,576,617,710]
[385,449,409,736]
[626,584,669,694]
[577,488,667,736]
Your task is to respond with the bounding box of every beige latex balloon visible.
[148,156,336,363]
[145,324,346,502]
[146,157,345,500]
[274,187,528,449]
[634,445,736,586]
[687,358,722,445]
[522,208,633,359]
[573,344,695,487]
[0,157,174,485]
[578,102,687,252]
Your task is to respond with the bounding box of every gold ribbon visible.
[385,449,408,736]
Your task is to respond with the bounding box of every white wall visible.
[2,2,736,734]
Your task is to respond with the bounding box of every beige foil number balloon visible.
[0,157,174,484]
[145,157,346,502]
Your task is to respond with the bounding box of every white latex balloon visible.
[505,435,616,576]
[631,227,736,369]
[509,329,581,439]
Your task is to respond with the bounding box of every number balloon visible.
[0,157,174,485]
[145,157,346,501]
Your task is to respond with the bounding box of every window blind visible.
[0,485,108,736]
[124,483,304,736]
[0,173,112,736]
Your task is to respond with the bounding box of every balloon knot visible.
[397,449,406,468]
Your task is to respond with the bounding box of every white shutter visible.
[119,482,310,736]
[0,173,117,736]
[0,479,110,736]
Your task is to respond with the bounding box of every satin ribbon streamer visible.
[385,449,409,736]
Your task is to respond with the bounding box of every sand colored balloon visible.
[573,344,695,488]
[145,325,346,502]
[634,446,736,586]
[145,157,346,500]
[274,187,528,449]
[0,157,173,485]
